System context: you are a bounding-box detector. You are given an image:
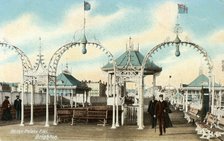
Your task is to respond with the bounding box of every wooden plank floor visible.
[0,109,221,141]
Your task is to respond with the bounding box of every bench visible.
[184,107,200,123]
[71,108,88,125]
[57,108,73,123]
[71,106,109,126]
[87,106,108,126]
[195,112,224,139]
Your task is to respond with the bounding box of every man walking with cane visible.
[155,94,166,136]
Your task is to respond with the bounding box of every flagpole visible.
[83,0,86,35]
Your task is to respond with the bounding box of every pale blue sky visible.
[0,0,224,87]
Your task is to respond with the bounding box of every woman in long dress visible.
[1,96,12,121]
[164,100,173,128]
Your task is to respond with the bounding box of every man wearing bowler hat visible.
[155,94,167,135]
[14,95,22,120]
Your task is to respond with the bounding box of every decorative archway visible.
[138,25,213,129]
[45,37,115,126]
[0,42,33,126]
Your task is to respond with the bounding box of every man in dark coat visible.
[147,95,157,128]
[14,95,22,120]
[155,94,166,135]
[1,96,12,121]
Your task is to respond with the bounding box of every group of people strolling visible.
[1,95,21,121]
[148,94,173,136]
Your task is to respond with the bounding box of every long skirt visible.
[2,108,12,121]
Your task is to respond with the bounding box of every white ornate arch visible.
[45,40,115,126]
[137,34,214,129]
[0,42,33,126]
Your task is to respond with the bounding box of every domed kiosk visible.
[101,39,162,129]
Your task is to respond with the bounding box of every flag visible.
[84,1,91,11]
[178,4,188,14]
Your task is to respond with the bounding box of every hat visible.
[16,95,20,97]
[159,94,163,98]
[5,96,9,99]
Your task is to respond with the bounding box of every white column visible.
[138,75,144,130]
[109,74,112,97]
[20,83,25,126]
[153,74,156,96]
[29,84,34,125]
[111,75,116,129]
[70,88,72,108]
[185,91,188,112]
[115,83,120,127]
[219,90,222,108]
[71,89,74,108]
[60,90,63,106]
[45,77,49,127]
[75,90,77,108]
[107,73,110,97]
[121,82,125,126]
[182,93,185,111]
[211,76,215,114]
[83,91,85,107]
[53,82,57,125]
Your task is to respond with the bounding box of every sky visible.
[0,0,224,88]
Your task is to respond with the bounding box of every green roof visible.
[187,74,221,87]
[56,72,81,86]
[102,50,162,75]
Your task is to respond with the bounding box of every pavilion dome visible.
[186,74,221,87]
[101,49,162,75]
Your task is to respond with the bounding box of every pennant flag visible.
[178,4,188,14]
[84,1,91,11]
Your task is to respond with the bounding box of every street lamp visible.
[174,35,181,57]
[81,34,87,54]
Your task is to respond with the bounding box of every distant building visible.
[0,82,11,92]
[86,80,107,97]
[182,74,224,108]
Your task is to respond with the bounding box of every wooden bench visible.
[57,108,73,123]
[195,112,224,139]
[87,106,108,126]
[184,107,200,123]
[71,106,109,126]
[71,108,88,125]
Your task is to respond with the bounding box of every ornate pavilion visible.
[48,67,91,108]
[181,73,224,113]
[101,40,162,129]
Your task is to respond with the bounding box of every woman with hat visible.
[1,96,12,121]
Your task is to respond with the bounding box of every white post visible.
[83,91,85,107]
[153,74,156,96]
[45,77,49,127]
[185,91,188,112]
[115,83,120,127]
[121,82,126,126]
[70,88,72,108]
[53,81,57,125]
[29,83,34,125]
[182,93,185,111]
[20,83,25,126]
[138,75,144,130]
[211,75,215,114]
[71,88,74,108]
[107,73,110,97]
[75,90,77,108]
[219,90,222,108]
[111,75,116,129]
